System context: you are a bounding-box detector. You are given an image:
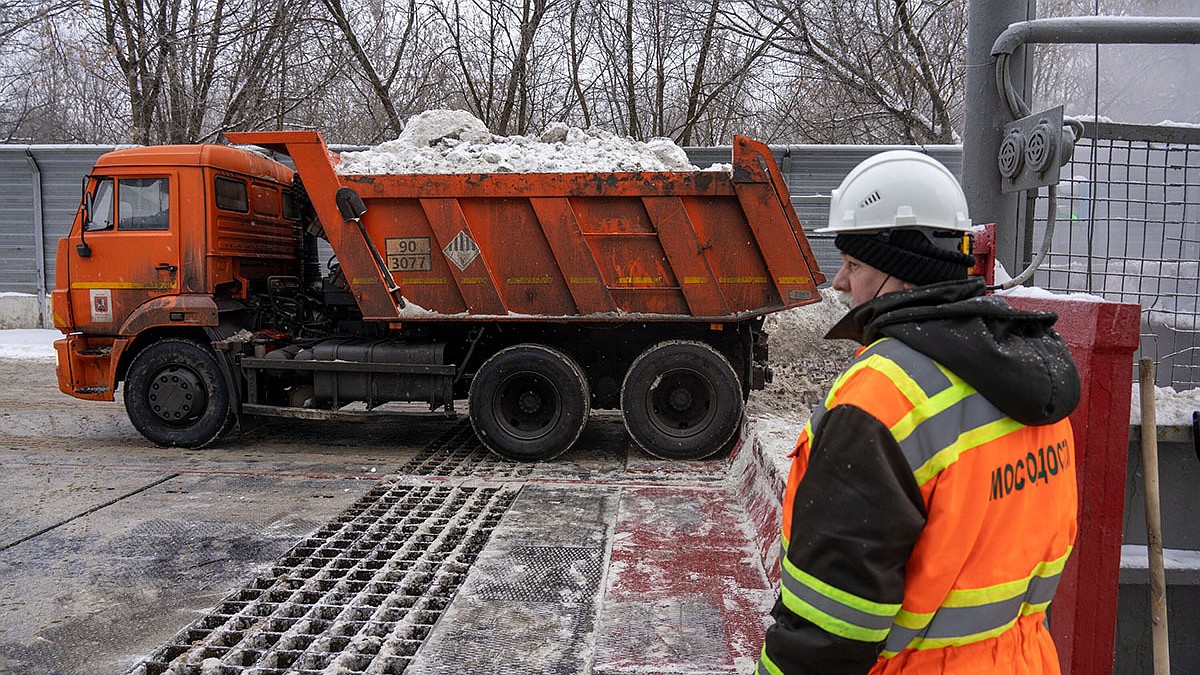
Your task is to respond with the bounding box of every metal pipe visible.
[23,149,47,328]
[963,0,1036,274]
[992,16,1200,56]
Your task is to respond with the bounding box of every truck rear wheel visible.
[621,340,743,460]
[124,339,234,449]
[469,344,589,462]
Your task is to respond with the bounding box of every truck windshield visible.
[85,178,114,231]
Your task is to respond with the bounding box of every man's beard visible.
[838,291,855,308]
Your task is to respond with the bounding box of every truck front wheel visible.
[621,340,743,460]
[469,344,589,462]
[124,339,234,449]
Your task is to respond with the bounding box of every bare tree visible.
[430,0,568,135]
[100,0,178,144]
[731,0,966,144]
[566,0,595,127]
[3,0,1065,147]
[318,0,439,137]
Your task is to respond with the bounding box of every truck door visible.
[66,174,181,334]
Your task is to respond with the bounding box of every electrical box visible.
[998,105,1067,194]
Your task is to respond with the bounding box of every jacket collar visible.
[825,278,987,345]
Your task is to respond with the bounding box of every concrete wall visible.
[0,293,40,328]
[0,145,113,328]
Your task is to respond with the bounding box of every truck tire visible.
[123,339,234,449]
[469,344,589,462]
[621,340,743,460]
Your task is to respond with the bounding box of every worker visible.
[756,150,1080,674]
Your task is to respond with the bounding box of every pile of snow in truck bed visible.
[335,109,726,175]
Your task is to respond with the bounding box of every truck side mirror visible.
[335,187,367,220]
[77,189,93,257]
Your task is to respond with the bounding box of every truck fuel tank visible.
[291,339,449,409]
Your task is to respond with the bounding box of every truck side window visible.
[118,178,170,231]
[215,176,249,213]
[282,190,299,221]
[86,178,115,231]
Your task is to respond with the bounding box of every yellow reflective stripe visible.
[912,416,1025,486]
[780,555,898,641]
[905,618,1018,651]
[934,360,960,384]
[893,608,934,630]
[890,381,975,442]
[756,645,786,675]
[71,281,174,290]
[943,547,1072,607]
[900,603,1049,651]
[886,549,1072,653]
[857,354,929,408]
[782,556,901,619]
[779,587,892,642]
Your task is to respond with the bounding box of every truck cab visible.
[52,145,297,402]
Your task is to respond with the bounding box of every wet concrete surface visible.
[0,358,781,675]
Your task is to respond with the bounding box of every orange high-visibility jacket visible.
[758,279,1080,675]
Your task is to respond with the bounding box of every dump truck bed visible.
[225,131,824,322]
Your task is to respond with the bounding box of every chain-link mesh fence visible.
[1033,121,1200,390]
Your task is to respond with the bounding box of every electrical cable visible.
[991,46,1084,291]
[989,184,1058,290]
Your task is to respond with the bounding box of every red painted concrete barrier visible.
[1003,293,1140,675]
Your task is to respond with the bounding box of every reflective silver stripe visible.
[884,624,924,653]
[808,402,828,438]
[809,339,948,438]
[1026,571,1061,604]
[863,339,951,398]
[897,392,1010,471]
[780,565,896,633]
[883,571,1064,652]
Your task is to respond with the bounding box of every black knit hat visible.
[834,230,976,286]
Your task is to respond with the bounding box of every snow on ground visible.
[335,109,725,175]
[747,287,856,427]
[0,329,57,361]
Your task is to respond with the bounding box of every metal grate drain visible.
[398,418,535,478]
[130,481,518,675]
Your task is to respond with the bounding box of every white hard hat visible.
[817,150,971,234]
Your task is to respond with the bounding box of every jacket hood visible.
[826,278,1081,425]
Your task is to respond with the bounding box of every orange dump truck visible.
[51,130,824,460]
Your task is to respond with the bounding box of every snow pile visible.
[336,109,716,175]
[747,288,857,425]
[1130,383,1200,427]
